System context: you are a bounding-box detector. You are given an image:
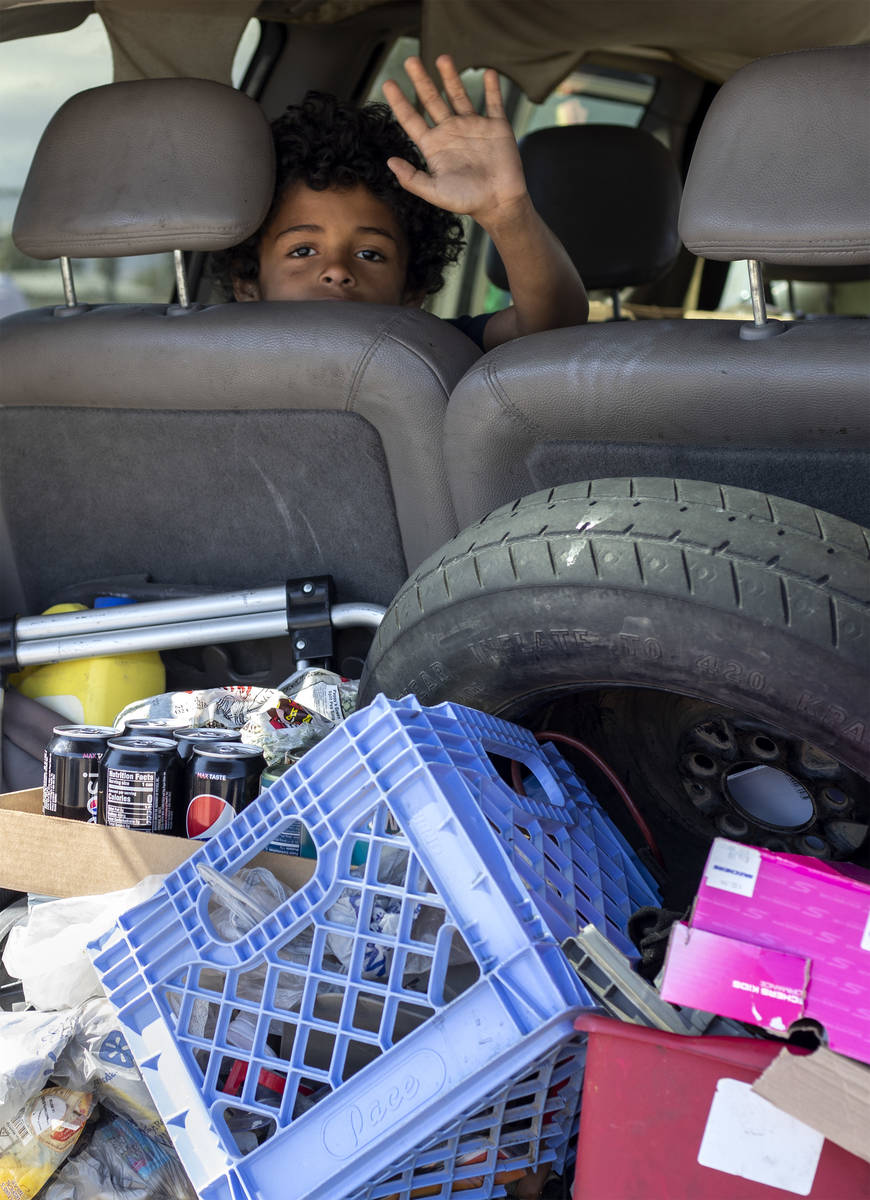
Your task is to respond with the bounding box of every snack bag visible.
[0,1087,93,1199]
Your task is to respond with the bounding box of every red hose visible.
[510,730,666,870]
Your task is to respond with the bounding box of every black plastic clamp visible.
[0,618,18,673]
[285,576,335,669]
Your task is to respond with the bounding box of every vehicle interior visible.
[0,1,868,888]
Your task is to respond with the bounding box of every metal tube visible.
[331,603,387,630]
[173,249,190,307]
[15,592,385,642]
[747,259,768,326]
[13,602,385,668]
[16,586,289,641]
[16,612,288,666]
[60,257,77,307]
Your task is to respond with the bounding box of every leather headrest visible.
[679,46,870,266]
[13,78,275,260]
[487,124,682,292]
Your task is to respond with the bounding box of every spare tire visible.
[360,479,870,890]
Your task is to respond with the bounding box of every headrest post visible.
[59,256,77,307]
[173,249,190,308]
[611,290,623,321]
[747,259,768,326]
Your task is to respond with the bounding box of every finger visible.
[483,68,506,119]
[403,56,452,124]
[435,53,475,115]
[386,156,440,207]
[382,78,430,145]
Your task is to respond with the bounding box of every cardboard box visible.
[0,788,315,898]
[660,838,870,1065]
[753,1046,870,1167]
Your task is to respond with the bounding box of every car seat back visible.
[444,45,870,528]
[0,78,477,616]
[486,123,683,314]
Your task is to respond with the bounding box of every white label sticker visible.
[698,1078,823,1196]
[861,907,870,953]
[704,839,761,897]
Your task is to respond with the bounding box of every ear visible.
[233,277,262,302]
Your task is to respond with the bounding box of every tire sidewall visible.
[363,584,870,777]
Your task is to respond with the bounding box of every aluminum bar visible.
[14,603,384,668]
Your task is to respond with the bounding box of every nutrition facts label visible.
[104,768,171,832]
[42,748,58,814]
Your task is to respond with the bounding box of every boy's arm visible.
[383,55,589,350]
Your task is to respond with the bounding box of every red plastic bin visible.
[573,1014,870,1199]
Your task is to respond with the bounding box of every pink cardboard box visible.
[661,838,870,1064]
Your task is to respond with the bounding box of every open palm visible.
[383,55,527,222]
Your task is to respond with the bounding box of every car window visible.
[518,66,655,137]
[0,14,260,316]
[713,259,870,319]
[431,61,657,321]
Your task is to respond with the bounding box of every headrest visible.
[679,46,870,266]
[487,124,682,292]
[13,78,275,260]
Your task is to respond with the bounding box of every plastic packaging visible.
[0,1010,79,1125]
[114,685,333,766]
[52,1000,167,1143]
[2,877,165,1011]
[278,668,359,723]
[0,1087,93,1199]
[9,604,164,727]
[41,1110,197,1200]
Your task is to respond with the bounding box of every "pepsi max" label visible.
[185,743,265,841]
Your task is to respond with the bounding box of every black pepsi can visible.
[43,725,114,822]
[173,726,241,761]
[98,736,178,833]
[123,716,185,738]
[185,743,265,840]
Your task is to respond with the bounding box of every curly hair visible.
[212,91,466,299]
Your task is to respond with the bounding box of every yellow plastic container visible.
[9,603,165,727]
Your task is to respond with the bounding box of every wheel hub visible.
[679,714,866,858]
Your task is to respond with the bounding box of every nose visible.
[320,256,355,288]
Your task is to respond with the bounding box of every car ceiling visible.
[1,0,869,99]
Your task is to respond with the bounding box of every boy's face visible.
[234,182,422,306]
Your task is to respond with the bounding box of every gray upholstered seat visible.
[0,78,478,616]
[444,45,870,529]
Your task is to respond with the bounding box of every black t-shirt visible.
[447,312,492,350]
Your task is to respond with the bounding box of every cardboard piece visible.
[661,837,870,1065]
[0,788,315,898]
[662,924,808,1031]
[753,1047,870,1168]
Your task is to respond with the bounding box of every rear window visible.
[0,14,260,315]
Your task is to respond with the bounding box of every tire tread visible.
[368,480,870,673]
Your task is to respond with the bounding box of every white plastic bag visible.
[51,999,167,1143]
[0,1009,79,1125]
[199,865,318,1014]
[41,1110,197,1200]
[2,877,165,1011]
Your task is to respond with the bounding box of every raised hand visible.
[382,55,528,226]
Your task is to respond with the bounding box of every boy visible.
[219,55,588,351]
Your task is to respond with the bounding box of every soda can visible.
[186,743,265,840]
[173,726,241,761]
[43,725,115,822]
[98,736,178,834]
[123,716,185,739]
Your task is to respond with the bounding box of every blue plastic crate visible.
[362,1035,586,1199]
[90,695,659,1200]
